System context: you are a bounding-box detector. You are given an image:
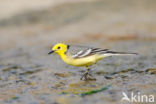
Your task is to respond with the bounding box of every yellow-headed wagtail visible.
[48,43,137,81]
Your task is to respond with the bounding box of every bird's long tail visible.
[101,51,138,57]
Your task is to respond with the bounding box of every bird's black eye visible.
[57,46,61,49]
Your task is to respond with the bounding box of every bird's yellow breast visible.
[60,53,103,67]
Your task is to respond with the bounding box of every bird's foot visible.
[80,72,96,81]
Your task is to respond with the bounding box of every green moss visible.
[61,84,111,96]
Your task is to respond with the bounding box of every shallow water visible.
[0,40,155,104]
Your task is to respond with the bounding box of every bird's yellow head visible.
[48,43,69,55]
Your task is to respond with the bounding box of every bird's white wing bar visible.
[78,48,92,57]
[72,50,83,58]
[72,48,109,58]
[72,48,92,58]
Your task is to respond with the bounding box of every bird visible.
[48,43,137,81]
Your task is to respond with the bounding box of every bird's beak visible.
[48,50,54,54]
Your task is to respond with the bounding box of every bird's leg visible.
[80,67,96,81]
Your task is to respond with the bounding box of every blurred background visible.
[0,0,156,104]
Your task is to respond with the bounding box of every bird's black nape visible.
[67,45,70,49]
